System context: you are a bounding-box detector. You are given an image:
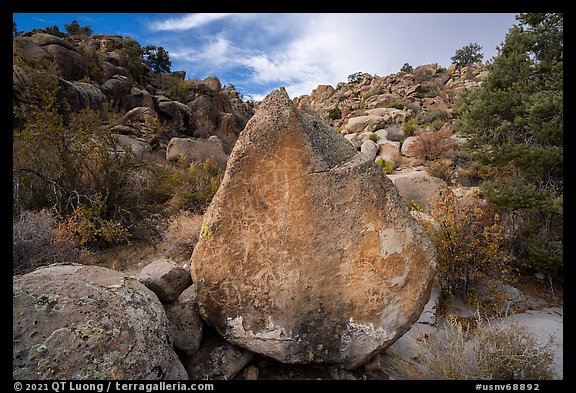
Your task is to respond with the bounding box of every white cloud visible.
[150,13,233,31]
[150,13,517,99]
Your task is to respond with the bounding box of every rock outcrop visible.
[13,264,187,379]
[191,88,436,369]
[13,32,254,163]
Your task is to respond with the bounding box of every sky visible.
[13,13,519,101]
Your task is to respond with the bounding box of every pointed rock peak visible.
[233,87,357,175]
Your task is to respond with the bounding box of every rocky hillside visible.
[13,32,254,157]
[294,63,486,175]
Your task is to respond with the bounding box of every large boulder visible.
[345,115,386,134]
[191,88,436,369]
[42,44,90,81]
[166,136,229,169]
[386,171,448,210]
[60,80,106,112]
[13,36,53,67]
[13,264,187,379]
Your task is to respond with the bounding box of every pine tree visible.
[451,43,483,68]
[455,13,563,276]
[144,45,172,73]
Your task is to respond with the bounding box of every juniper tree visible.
[455,13,563,276]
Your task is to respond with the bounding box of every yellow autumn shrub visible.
[416,189,510,295]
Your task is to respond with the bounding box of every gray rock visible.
[360,140,379,160]
[166,136,229,168]
[137,258,193,303]
[400,136,419,157]
[13,264,187,380]
[164,285,203,356]
[112,134,151,158]
[60,80,106,112]
[344,133,363,149]
[472,281,528,315]
[185,330,253,380]
[30,33,77,52]
[345,115,386,134]
[42,44,90,81]
[13,36,53,66]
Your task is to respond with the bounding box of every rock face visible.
[191,88,437,368]
[13,264,187,379]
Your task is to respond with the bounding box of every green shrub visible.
[348,71,370,84]
[171,158,224,212]
[72,192,131,247]
[375,157,394,175]
[368,133,379,142]
[64,19,93,36]
[44,25,66,38]
[451,43,483,69]
[402,118,419,136]
[386,99,409,110]
[119,38,146,80]
[327,107,341,120]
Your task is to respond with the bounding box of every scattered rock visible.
[185,329,253,380]
[164,285,203,356]
[360,140,379,160]
[400,136,419,157]
[191,88,436,369]
[165,136,229,168]
[137,258,192,303]
[13,264,187,380]
[386,171,448,210]
[345,115,386,134]
[344,133,363,149]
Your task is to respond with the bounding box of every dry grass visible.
[159,211,204,263]
[423,316,555,380]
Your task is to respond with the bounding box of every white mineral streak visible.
[226,316,295,358]
[340,318,395,367]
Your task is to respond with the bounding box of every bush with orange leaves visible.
[411,127,458,161]
[416,189,511,296]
